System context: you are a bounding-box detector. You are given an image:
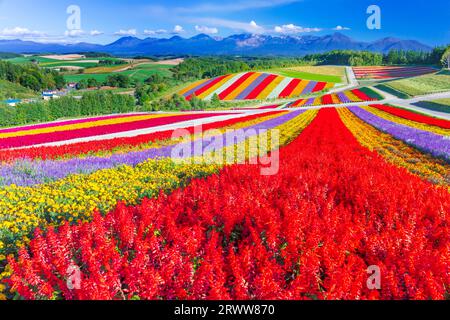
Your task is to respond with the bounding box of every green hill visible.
[0,79,38,100]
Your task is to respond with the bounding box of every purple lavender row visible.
[304,97,315,106]
[349,106,450,161]
[0,110,305,187]
[337,92,351,103]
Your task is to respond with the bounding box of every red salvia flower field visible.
[7,109,449,300]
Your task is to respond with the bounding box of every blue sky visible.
[0,0,448,46]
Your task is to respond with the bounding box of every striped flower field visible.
[0,101,448,300]
[287,87,382,107]
[179,72,335,101]
[0,112,237,149]
[353,66,437,80]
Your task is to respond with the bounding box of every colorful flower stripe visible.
[351,89,372,101]
[178,79,208,96]
[236,73,271,100]
[0,111,299,187]
[337,91,351,103]
[0,159,220,264]
[0,111,285,163]
[196,74,235,99]
[0,113,143,134]
[331,94,341,104]
[0,114,174,139]
[266,77,292,99]
[204,73,245,100]
[312,81,327,92]
[0,110,314,272]
[181,72,335,101]
[278,78,301,98]
[353,66,436,80]
[6,108,449,300]
[256,75,284,99]
[338,108,450,186]
[0,113,232,150]
[370,104,450,129]
[186,75,230,100]
[218,72,255,100]
[287,88,380,108]
[363,106,450,136]
[245,74,277,100]
[224,73,261,100]
[181,78,215,98]
[349,106,450,161]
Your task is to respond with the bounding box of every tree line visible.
[173,47,450,80]
[0,91,136,127]
[0,60,65,92]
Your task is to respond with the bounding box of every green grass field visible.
[64,63,173,83]
[412,98,450,113]
[0,80,38,100]
[41,61,101,68]
[274,69,342,83]
[378,70,450,97]
[271,66,345,83]
[5,56,60,64]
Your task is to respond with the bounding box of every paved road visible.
[327,66,359,93]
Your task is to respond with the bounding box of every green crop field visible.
[273,69,342,83]
[64,63,173,84]
[413,98,450,113]
[42,62,101,68]
[378,70,450,97]
[5,56,60,64]
[271,66,345,83]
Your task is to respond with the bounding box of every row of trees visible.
[0,60,65,92]
[173,48,450,80]
[302,47,448,66]
[0,91,136,127]
[76,74,131,90]
[172,57,310,80]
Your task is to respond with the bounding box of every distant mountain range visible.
[0,33,433,56]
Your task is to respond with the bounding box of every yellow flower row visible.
[338,108,449,187]
[362,106,450,136]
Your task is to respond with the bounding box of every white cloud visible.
[173,25,185,34]
[195,25,219,34]
[114,29,137,36]
[274,24,321,34]
[194,18,264,33]
[333,25,351,31]
[0,27,46,38]
[90,30,104,36]
[144,29,168,36]
[65,29,85,37]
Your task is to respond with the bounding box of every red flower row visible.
[370,104,450,129]
[0,113,234,150]
[6,109,449,300]
[0,111,283,162]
